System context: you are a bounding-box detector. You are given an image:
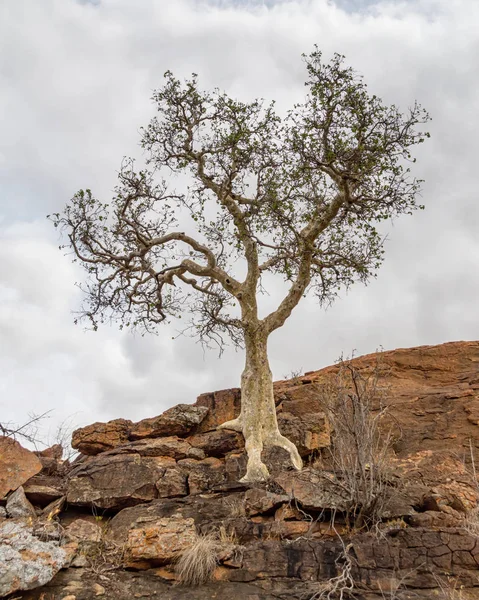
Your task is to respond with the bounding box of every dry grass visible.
[175,526,239,587]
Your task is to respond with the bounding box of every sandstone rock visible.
[277,411,330,456]
[155,467,188,498]
[277,341,479,461]
[64,519,103,543]
[0,520,66,596]
[0,436,42,499]
[67,454,176,509]
[107,494,246,545]
[104,436,205,460]
[129,404,209,440]
[178,457,227,494]
[243,488,288,517]
[0,507,6,519]
[275,469,350,511]
[72,419,132,455]
[36,444,63,460]
[6,486,37,518]
[126,514,197,566]
[24,474,65,506]
[187,429,244,457]
[194,388,241,433]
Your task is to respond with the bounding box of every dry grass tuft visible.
[175,532,220,586]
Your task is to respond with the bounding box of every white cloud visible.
[1,0,478,444]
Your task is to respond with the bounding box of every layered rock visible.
[3,341,479,600]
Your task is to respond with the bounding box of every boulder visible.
[6,486,37,518]
[67,454,176,509]
[0,521,66,596]
[126,514,197,567]
[129,404,209,440]
[72,419,132,455]
[0,436,42,499]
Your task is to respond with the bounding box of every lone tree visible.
[50,50,430,482]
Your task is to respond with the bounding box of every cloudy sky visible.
[1,0,478,447]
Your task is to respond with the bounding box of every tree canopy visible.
[50,50,430,350]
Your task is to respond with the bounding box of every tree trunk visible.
[219,327,303,482]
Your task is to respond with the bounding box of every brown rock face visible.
[126,515,197,566]
[67,454,176,509]
[187,429,244,457]
[71,419,132,455]
[194,388,241,432]
[277,411,330,456]
[129,404,209,440]
[275,340,479,460]
[0,436,42,499]
[103,436,205,460]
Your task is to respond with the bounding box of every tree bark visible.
[219,327,303,482]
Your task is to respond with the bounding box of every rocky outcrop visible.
[0,437,42,499]
[3,341,479,599]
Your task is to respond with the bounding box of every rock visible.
[275,469,350,511]
[0,520,66,596]
[72,419,132,455]
[64,519,103,543]
[187,429,244,457]
[126,514,197,567]
[194,388,241,433]
[0,507,6,520]
[243,488,289,517]
[104,436,205,460]
[67,454,176,509]
[277,341,479,461]
[107,494,246,545]
[23,474,65,506]
[36,444,63,460]
[0,436,42,499]
[6,486,37,518]
[129,404,209,440]
[277,411,330,456]
[155,467,188,498]
[178,457,227,494]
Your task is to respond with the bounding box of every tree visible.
[50,50,430,482]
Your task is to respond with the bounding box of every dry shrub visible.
[325,355,393,529]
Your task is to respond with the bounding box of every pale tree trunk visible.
[219,326,303,482]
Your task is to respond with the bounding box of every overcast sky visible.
[1,0,478,447]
